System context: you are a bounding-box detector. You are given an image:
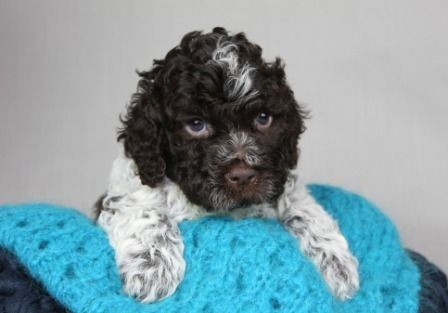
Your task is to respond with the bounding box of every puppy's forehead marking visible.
[212,38,258,102]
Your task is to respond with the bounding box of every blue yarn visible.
[0,185,420,313]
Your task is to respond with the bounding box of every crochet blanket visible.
[0,185,421,313]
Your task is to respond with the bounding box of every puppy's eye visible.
[254,112,272,129]
[187,119,206,132]
[185,119,210,137]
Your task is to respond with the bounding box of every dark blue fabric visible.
[0,247,67,313]
[407,250,448,313]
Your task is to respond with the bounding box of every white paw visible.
[121,247,186,303]
[322,252,359,300]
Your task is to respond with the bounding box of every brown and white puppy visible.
[97,27,359,303]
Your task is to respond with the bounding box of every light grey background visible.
[1,0,447,271]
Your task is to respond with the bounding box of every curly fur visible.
[97,27,359,303]
[116,27,305,205]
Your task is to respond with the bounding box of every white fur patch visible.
[212,39,258,101]
[277,170,360,300]
[97,151,206,302]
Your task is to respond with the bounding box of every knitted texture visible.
[0,185,420,313]
[408,250,448,312]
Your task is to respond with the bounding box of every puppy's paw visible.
[322,251,359,300]
[120,247,186,303]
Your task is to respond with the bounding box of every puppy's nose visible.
[225,163,258,186]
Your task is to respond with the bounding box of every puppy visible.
[97,27,359,303]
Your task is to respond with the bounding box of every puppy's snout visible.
[225,163,258,186]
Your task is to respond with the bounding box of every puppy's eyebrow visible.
[175,110,206,121]
[211,38,258,103]
[223,97,288,117]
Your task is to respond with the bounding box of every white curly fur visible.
[97,153,206,302]
[212,39,258,101]
[277,170,359,300]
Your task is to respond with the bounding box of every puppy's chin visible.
[205,196,263,213]
[205,178,275,212]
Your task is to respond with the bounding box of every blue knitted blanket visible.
[0,185,420,313]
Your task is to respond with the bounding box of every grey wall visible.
[1,0,447,271]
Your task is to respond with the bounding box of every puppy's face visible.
[119,28,305,211]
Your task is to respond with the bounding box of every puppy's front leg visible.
[277,174,359,300]
[98,207,185,303]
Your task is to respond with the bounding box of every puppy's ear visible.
[282,98,308,169]
[118,69,166,187]
[266,58,308,169]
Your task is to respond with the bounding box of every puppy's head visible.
[119,27,306,211]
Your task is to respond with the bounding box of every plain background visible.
[1,0,447,271]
